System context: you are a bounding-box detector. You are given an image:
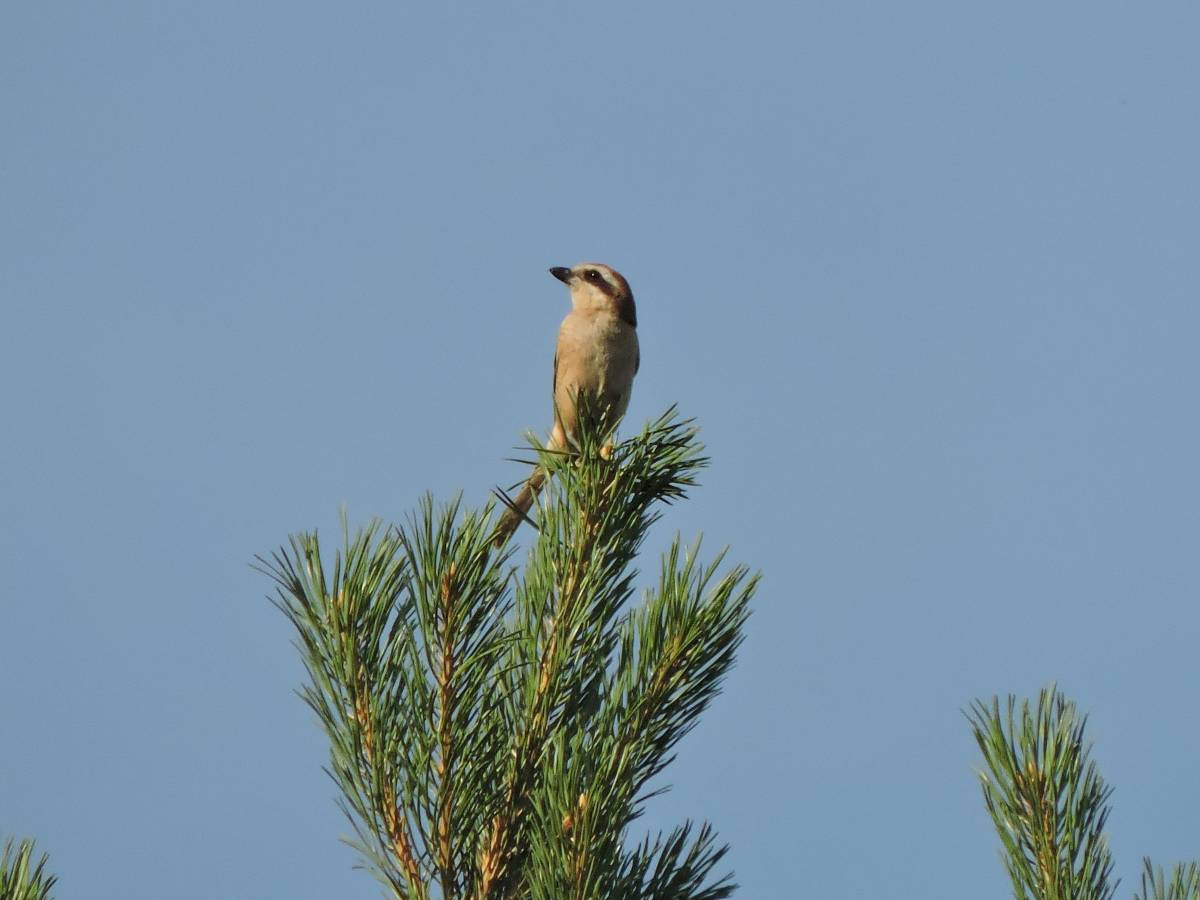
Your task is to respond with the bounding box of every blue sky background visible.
[3,2,1198,897]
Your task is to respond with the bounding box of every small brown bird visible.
[494,263,640,544]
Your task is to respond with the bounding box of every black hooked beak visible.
[549,266,573,284]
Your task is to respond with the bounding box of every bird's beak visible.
[549,266,573,284]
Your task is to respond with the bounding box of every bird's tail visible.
[493,466,549,547]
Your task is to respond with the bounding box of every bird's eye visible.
[586,270,601,281]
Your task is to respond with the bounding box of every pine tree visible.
[258,407,758,899]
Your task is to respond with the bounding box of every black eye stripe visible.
[583,270,614,295]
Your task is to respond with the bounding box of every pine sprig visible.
[966,685,1116,900]
[612,823,737,900]
[1136,859,1200,900]
[0,837,57,900]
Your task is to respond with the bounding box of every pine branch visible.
[966,685,1116,900]
[258,503,514,898]
[0,837,57,900]
[520,539,755,898]
[394,498,516,898]
[604,540,756,807]
[477,405,713,898]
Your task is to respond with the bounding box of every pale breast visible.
[554,310,639,426]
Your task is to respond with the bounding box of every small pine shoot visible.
[1135,859,1200,900]
[967,685,1116,900]
[0,838,57,900]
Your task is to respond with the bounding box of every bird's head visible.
[549,263,637,327]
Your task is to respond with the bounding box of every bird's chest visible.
[557,313,637,390]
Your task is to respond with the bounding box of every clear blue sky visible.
[3,2,1198,897]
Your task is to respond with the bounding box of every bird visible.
[494,263,640,545]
